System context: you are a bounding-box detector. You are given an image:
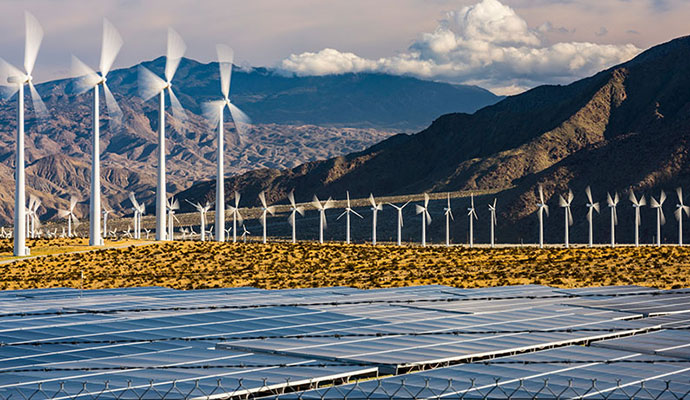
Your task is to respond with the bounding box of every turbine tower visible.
[650,190,666,247]
[167,197,179,240]
[258,191,276,244]
[607,192,619,247]
[629,190,646,247]
[558,189,574,248]
[57,196,79,238]
[337,191,362,244]
[488,198,497,248]
[0,12,49,256]
[536,185,549,248]
[415,193,432,246]
[467,194,478,247]
[676,187,689,246]
[584,186,600,247]
[312,195,334,244]
[288,190,304,243]
[369,194,383,245]
[228,192,243,243]
[387,201,410,246]
[138,28,188,241]
[443,194,454,247]
[71,19,123,247]
[202,45,251,243]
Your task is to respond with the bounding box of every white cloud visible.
[278,0,641,95]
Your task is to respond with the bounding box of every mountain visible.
[181,36,690,245]
[0,58,500,225]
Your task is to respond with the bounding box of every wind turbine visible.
[129,192,145,239]
[102,208,112,240]
[258,191,276,244]
[241,225,250,243]
[138,28,188,241]
[228,191,243,243]
[443,194,454,246]
[202,45,251,243]
[467,194,478,247]
[488,198,497,248]
[386,201,410,246]
[167,197,179,240]
[558,189,574,248]
[27,194,41,239]
[337,191,362,244]
[57,196,79,238]
[288,190,305,243]
[71,19,123,247]
[415,193,432,246]
[0,12,49,256]
[312,195,334,244]
[369,194,383,245]
[584,186,600,247]
[186,200,211,241]
[650,190,666,247]
[629,190,646,247]
[676,188,689,246]
[607,192,619,247]
[536,185,549,248]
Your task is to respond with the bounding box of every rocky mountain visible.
[0,57,499,224]
[183,36,690,245]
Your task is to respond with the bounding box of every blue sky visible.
[0,0,687,94]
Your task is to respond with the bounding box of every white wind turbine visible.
[415,193,432,246]
[584,186,600,247]
[241,225,250,243]
[0,12,50,256]
[676,187,689,246]
[288,190,305,243]
[167,197,179,240]
[337,191,362,244]
[488,198,497,248]
[57,196,79,238]
[629,190,646,247]
[386,201,410,246]
[186,200,211,241]
[650,190,666,247]
[536,185,549,248]
[607,192,619,247]
[558,189,574,248]
[467,194,478,247]
[369,194,383,245]
[443,194,454,247]
[27,194,41,239]
[138,28,188,241]
[258,191,276,244]
[129,192,145,239]
[71,19,123,247]
[228,191,243,243]
[202,45,251,243]
[312,195,334,244]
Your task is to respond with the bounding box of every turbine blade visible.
[201,100,225,130]
[259,191,267,209]
[567,189,574,204]
[0,59,22,100]
[336,211,346,221]
[165,27,186,83]
[28,82,49,118]
[675,207,682,222]
[352,210,364,219]
[369,194,376,208]
[57,209,70,218]
[416,205,424,215]
[99,18,123,76]
[167,87,187,129]
[237,211,244,226]
[424,193,429,208]
[102,81,123,127]
[660,190,666,205]
[629,190,638,205]
[544,204,549,217]
[234,191,241,208]
[539,185,544,204]
[651,197,659,208]
[129,192,139,209]
[346,191,351,208]
[593,202,600,213]
[613,207,618,225]
[568,208,573,226]
[288,190,296,207]
[660,209,666,226]
[70,55,99,94]
[425,210,432,225]
[677,187,684,205]
[614,192,619,204]
[639,196,646,207]
[586,186,593,204]
[311,195,322,210]
[24,12,43,76]
[399,212,404,227]
[69,196,78,212]
[228,101,251,138]
[324,197,335,210]
[296,206,305,216]
[607,192,613,206]
[558,195,566,207]
[216,44,234,99]
[321,211,328,230]
[137,65,166,101]
[266,205,276,216]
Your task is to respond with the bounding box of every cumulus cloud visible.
[278,0,641,95]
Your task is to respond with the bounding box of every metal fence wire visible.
[2,378,690,399]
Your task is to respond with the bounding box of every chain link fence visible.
[2,377,690,399]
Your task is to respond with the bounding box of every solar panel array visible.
[1,284,689,398]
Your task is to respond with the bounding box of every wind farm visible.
[1,2,690,397]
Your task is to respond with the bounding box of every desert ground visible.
[1,238,689,290]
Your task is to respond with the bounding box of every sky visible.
[0,0,688,95]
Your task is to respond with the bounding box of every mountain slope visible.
[0,58,499,225]
[183,36,690,244]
